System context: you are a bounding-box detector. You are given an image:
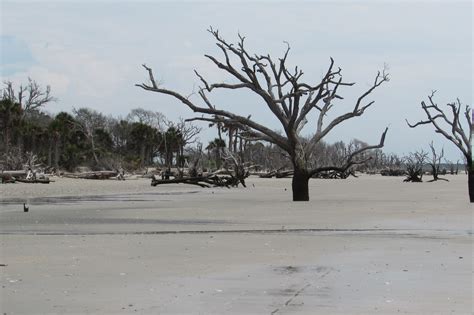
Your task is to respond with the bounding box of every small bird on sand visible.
[23,203,29,212]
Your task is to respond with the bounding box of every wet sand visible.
[0,175,472,314]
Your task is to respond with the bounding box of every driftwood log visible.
[1,170,52,184]
[259,169,293,178]
[259,169,355,179]
[151,173,246,188]
[312,170,357,179]
[1,170,27,177]
[15,178,51,184]
[62,171,118,180]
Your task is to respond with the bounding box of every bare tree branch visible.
[407,91,471,160]
[137,28,389,201]
[308,127,388,177]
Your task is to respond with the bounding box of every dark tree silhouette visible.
[137,28,389,201]
[427,141,448,182]
[1,79,54,160]
[407,91,472,201]
[403,150,428,182]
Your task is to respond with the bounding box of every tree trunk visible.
[228,128,233,153]
[292,168,310,201]
[54,143,60,170]
[468,168,474,203]
[47,138,52,167]
[89,134,100,166]
[140,144,146,168]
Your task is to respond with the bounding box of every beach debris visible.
[0,172,16,183]
[15,177,51,184]
[62,170,118,180]
[403,150,427,182]
[1,169,51,184]
[259,168,293,179]
[151,168,249,188]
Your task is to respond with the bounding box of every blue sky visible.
[1,0,472,160]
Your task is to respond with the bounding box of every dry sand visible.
[0,175,472,314]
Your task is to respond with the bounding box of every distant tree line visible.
[0,80,203,172]
[0,80,465,185]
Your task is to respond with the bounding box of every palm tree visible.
[206,138,226,169]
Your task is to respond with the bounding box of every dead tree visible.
[173,118,202,167]
[403,150,428,182]
[73,108,107,166]
[187,144,203,177]
[1,79,54,161]
[427,142,448,182]
[221,149,250,187]
[137,28,389,201]
[406,92,472,201]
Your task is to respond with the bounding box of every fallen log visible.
[1,170,27,177]
[15,178,51,184]
[259,170,276,178]
[259,170,293,178]
[151,173,245,188]
[275,170,294,178]
[62,171,118,180]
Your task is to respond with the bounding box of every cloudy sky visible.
[1,0,472,160]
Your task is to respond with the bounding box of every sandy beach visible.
[0,175,472,314]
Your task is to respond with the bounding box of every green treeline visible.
[0,80,201,171]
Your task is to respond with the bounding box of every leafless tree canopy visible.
[406,91,471,162]
[137,28,389,200]
[427,141,448,182]
[403,150,428,183]
[73,108,108,165]
[126,108,166,132]
[2,79,55,119]
[407,91,472,200]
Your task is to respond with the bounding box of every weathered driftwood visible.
[312,170,356,179]
[259,169,293,178]
[275,170,294,178]
[151,173,245,188]
[1,170,27,176]
[15,178,51,184]
[62,171,118,180]
[259,168,354,179]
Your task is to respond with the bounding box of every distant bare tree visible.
[73,108,107,166]
[427,142,448,182]
[137,28,389,201]
[406,91,472,201]
[187,143,203,177]
[403,150,428,182]
[166,118,202,167]
[1,79,54,159]
[126,107,166,132]
[2,79,54,119]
